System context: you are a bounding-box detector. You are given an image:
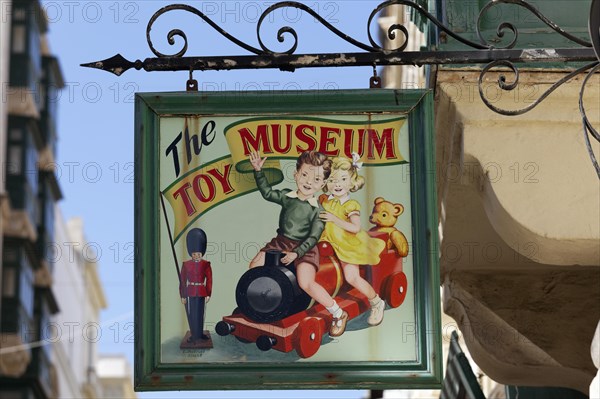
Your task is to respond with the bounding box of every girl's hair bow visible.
[351,152,363,170]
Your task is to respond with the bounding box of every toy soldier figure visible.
[180,228,213,344]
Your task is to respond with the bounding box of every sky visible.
[42,1,386,398]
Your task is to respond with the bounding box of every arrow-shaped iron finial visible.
[81,54,142,76]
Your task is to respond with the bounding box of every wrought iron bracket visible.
[83,48,597,75]
[82,0,600,177]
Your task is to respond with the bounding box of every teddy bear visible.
[368,197,409,257]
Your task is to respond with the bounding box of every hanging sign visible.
[134,89,441,390]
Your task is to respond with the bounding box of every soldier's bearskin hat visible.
[186,228,207,256]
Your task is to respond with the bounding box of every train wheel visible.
[215,321,234,336]
[228,308,251,343]
[256,336,277,351]
[384,272,408,308]
[294,317,322,358]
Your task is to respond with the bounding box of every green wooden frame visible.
[134,89,441,391]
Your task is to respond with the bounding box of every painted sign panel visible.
[135,90,441,390]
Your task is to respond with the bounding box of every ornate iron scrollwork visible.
[580,63,600,177]
[83,0,597,74]
[146,4,264,57]
[81,0,600,177]
[582,0,600,177]
[477,61,598,116]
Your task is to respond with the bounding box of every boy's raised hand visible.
[249,151,267,171]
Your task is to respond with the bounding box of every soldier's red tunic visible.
[179,260,213,297]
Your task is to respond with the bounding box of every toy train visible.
[215,232,408,358]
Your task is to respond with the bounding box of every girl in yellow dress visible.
[319,154,387,332]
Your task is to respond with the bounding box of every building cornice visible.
[85,260,108,310]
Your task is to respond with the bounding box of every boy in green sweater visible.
[249,150,349,337]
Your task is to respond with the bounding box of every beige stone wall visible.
[436,68,600,393]
[437,70,599,266]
